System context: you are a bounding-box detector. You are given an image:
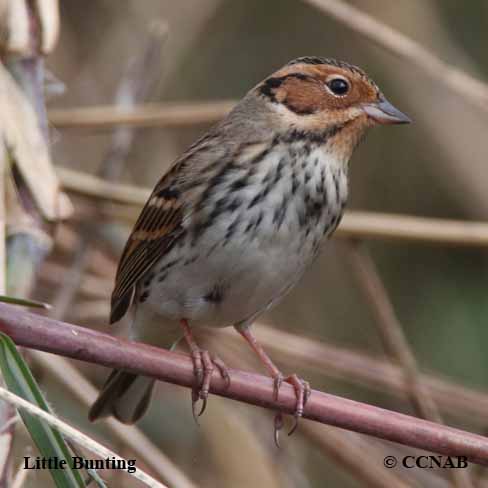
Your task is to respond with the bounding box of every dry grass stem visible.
[302,0,488,112]
[0,62,72,220]
[0,1,30,55]
[59,168,488,247]
[0,386,167,488]
[49,240,90,321]
[0,400,15,487]
[339,211,488,247]
[58,167,150,206]
[0,150,6,296]
[0,4,64,482]
[32,351,197,488]
[36,0,60,55]
[49,100,235,129]
[346,243,440,420]
[10,458,30,488]
[345,241,473,487]
[302,423,412,488]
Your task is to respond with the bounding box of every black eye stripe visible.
[328,78,349,96]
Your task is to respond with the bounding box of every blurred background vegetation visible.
[3,0,488,486]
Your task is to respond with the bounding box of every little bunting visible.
[89,56,410,440]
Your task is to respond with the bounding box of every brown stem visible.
[0,303,487,465]
[345,241,472,487]
[302,0,488,111]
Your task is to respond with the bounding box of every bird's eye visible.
[327,78,349,96]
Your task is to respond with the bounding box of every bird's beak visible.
[362,97,411,125]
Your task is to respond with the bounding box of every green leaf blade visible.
[0,332,85,488]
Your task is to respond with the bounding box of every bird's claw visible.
[191,389,204,423]
[272,373,311,442]
[212,354,231,389]
[189,348,230,423]
[274,411,284,448]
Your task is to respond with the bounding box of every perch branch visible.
[0,304,487,465]
[220,344,412,488]
[220,325,488,426]
[39,262,488,426]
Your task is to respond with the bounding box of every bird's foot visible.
[273,373,311,447]
[190,349,230,422]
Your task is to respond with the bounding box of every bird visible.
[89,56,410,442]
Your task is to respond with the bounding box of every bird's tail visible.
[89,370,154,424]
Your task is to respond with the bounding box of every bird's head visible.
[254,56,410,159]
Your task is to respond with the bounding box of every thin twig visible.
[31,350,198,488]
[0,386,166,488]
[301,0,488,112]
[10,458,29,488]
[58,168,488,247]
[98,20,168,182]
[50,240,90,320]
[48,100,235,129]
[346,242,440,420]
[0,304,488,465]
[302,423,412,488]
[345,241,473,487]
[339,211,488,248]
[58,166,150,206]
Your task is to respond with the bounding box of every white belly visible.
[136,144,348,329]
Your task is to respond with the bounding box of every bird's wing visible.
[115,120,229,326]
[110,165,187,323]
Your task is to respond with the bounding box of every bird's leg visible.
[236,324,311,444]
[179,319,230,420]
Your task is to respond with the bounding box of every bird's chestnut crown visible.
[258,56,410,126]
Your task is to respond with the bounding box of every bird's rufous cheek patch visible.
[276,77,327,115]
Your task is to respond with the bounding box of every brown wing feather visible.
[109,128,227,323]
[110,169,186,323]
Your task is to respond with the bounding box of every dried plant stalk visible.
[302,0,488,111]
[345,242,473,487]
[49,100,235,129]
[0,303,488,465]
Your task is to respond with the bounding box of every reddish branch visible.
[0,303,487,465]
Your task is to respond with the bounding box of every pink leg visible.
[180,319,230,421]
[237,325,311,445]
